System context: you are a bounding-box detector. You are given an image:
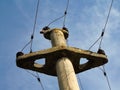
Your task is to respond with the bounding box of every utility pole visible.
[49,28,79,90]
[16,28,108,90]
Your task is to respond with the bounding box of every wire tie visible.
[37,77,40,82]
[30,50,32,53]
[104,71,107,76]
[31,35,34,39]
[64,11,67,15]
[101,31,104,37]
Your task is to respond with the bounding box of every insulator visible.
[37,78,40,82]
[31,35,34,39]
[42,26,50,30]
[16,52,24,57]
[101,31,104,36]
[40,26,50,34]
[104,71,107,76]
[97,49,106,55]
[62,26,68,31]
[30,50,32,53]
[64,11,67,15]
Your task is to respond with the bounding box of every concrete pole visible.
[50,29,67,47]
[17,28,108,90]
[50,29,80,90]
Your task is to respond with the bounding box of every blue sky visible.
[0,0,120,90]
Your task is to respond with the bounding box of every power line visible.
[46,0,70,27]
[63,0,70,27]
[99,66,112,90]
[36,72,44,90]
[19,1,45,88]
[103,66,112,90]
[89,0,114,50]
[21,39,32,52]
[26,70,44,90]
[20,0,40,52]
[88,0,114,89]
[88,36,101,50]
[47,15,65,26]
[30,0,40,53]
[98,0,114,49]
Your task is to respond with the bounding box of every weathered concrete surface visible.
[16,46,108,76]
[56,57,80,90]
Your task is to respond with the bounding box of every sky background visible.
[0,0,120,90]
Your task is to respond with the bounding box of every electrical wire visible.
[36,72,44,90]
[20,0,40,52]
[63,0,70,27]
[102,66,112,90]
[89,0,114,89]
[88,0,114,50]
[26,70,44,90]
[19,0,113,90]
[47,15,65,26]
[20,0,44,89]
[46,0,70,27]
[98,0,114,49]
[98,66,112,90]
[21,39,32,52]
[88,36,101,50]
[26,70,38,78]
[30,0,40,53]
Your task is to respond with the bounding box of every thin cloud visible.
[1,0,120,90]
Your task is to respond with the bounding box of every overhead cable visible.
[20,0,40,52]
[30,0,40,53]
[99,66,112,90]
[98,0,114,49]
[63,0,70,27]
[89,0,114,50]
[26,70,44,90]
[46,0,70,27]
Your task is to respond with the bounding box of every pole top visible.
[40,28,69,40]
